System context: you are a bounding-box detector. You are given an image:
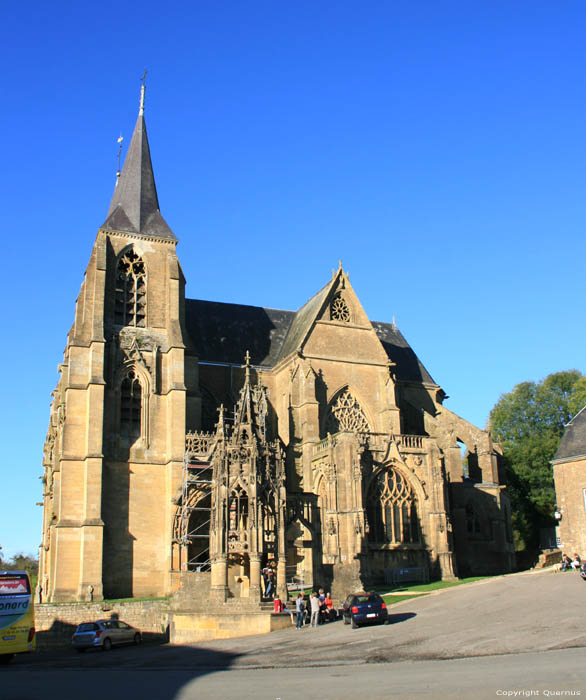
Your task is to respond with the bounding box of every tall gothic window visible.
[120,370,141,438]
[115,250,146,327]
[465,504,482,537]
[227,488,249,551]
[330,294,350,323]
[366,468,419,545]
[325,388,370,434]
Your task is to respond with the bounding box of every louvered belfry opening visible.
[115,250,146,327]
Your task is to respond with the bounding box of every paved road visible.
[3,648,586,700]
[3,568,586,699]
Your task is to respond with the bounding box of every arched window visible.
[120,370,141,438]
[115,250,146,327]
[330,294,350,323]
[228,488,249,551]
[366,468,419,545]
[185,491,211,571]
[325,388,370,435]
[465,504,482,537]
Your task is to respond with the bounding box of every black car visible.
[341,592,389,629]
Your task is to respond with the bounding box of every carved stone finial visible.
[243,350,251,384]
[215,403,225,436]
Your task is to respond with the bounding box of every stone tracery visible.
[115,249,146,327]
[330,294,350,322]
[366,467,420,544]
[325,388,370,434]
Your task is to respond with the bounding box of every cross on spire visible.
[139,69,148,116]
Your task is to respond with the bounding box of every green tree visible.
[0,550,38,575]
[489,369,585,550]
[569,376,586,417]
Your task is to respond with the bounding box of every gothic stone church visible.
[40,89,515,604]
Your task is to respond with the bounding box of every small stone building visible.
[553,406,586,556]
[39,88,514,604]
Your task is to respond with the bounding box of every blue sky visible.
[1,1,585,559]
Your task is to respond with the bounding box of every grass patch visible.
[383,594,420,606]
[376,575,492,606]
[376,575,491,595]
[399,576,489,593]
[38,595,170,606]
[101,595,170,604]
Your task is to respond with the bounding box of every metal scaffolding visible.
[180,435,214,571]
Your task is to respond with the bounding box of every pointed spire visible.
[236,350,253,430]
[102,78,176,240]
[233,351,267,442]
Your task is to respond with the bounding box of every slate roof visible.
[371,321,435,384]
[278,282,331,360]
[554,406,586,461]
[185,297,436,385]
[102,101,176,241]
[185,299,294,366]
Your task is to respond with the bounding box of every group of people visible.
[559,552,585,573]
[260,564,338,627]
[294,589,337,628]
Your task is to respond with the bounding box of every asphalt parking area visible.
[10,568,586,671]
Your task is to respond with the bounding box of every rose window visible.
[330,295,350,323]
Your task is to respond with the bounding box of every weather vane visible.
[116,133,123,180]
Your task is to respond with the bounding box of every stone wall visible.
[170,572,211,610]
[170,610,292,643]
[35,599,170,649]
[536,550,562,568]
[554,456,586,557]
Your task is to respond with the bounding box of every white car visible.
[71,619,141,652]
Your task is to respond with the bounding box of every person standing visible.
[295,593,306,629]
[265,566,274,597]
[310,592,320,628]
[318,588,326,624]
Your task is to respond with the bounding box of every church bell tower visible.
[40,83,192,601]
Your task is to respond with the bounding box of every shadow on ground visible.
[5,643,244,700]
[388,612,416,624]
